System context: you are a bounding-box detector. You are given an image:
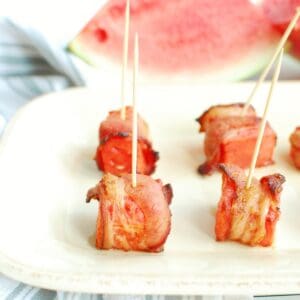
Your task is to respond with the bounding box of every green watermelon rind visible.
[68,38,97,67]
[68,36,279,82]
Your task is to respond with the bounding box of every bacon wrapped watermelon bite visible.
[215,49,286,247]
[290,126,300,169]
[215,164,285,247]
[196,103,277,175]
[94,7,158,176]
[95,106,158,176]
[86,173,172,252]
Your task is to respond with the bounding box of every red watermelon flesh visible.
[263,0,300,58]
[70,0,280,80]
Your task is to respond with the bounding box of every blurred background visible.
[3,0,300,84]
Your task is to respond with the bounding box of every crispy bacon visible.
[215,164,285,247]
[198,116,277,175]
[290,127,300,169]
[86,173,172,252]
[95,106,158,176]
[99,106,150,142]
[196,103,256,132]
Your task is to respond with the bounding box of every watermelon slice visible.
[262,0,300,59]
[69,0,280,81]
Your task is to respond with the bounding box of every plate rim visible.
[2,249,300,295]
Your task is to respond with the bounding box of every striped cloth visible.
[0,17,83,135]
[0,16,298,300]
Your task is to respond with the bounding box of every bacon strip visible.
[95,106,158,176]
[86,173,172,252]
[99,106,150,142]
[196,103,256,132]
[215,164,285,247]
[290,127,300,169]
[198,116,277,175]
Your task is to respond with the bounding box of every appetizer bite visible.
[95,106,158,175]
[215,164,285,246]
[197,8,300,176]
[196,104,277,175]
[215,49,285,247]
[94,0,158,176]
[86,173,172,252]
[290,127,300,169]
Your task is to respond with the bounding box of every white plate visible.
[1,82,300,295]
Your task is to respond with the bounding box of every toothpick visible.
[242,8,300,115]
[120,0,130,120]
[132,33,139,188]
[246,48,284,189]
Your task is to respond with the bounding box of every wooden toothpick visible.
[242,8,300,115]
[121,0,130,120]
[132,33,139,187]
[246,48,284,189]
